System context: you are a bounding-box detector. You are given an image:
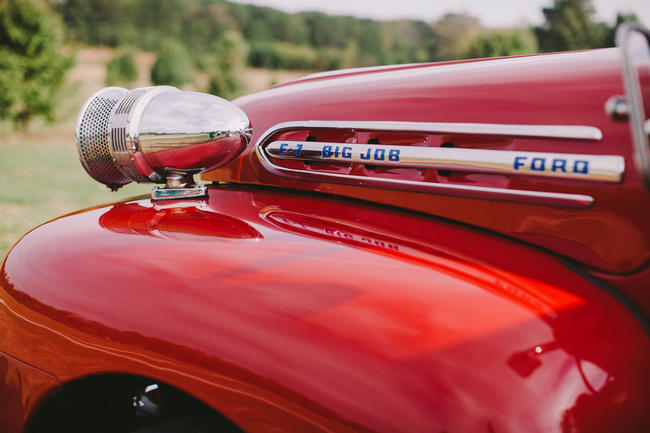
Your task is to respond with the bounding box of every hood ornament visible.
[75,86,252,200]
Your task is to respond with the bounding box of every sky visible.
[229,0,650,28]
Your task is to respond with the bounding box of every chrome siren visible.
[75,86,251,200]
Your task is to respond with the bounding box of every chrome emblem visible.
[265,140,624,182]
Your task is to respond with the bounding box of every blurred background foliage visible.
[0,0,644,256]
[0,0,643,129]
[150,38,194,87]
[0,0,73,127]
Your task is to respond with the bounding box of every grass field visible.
[0,47,307,258]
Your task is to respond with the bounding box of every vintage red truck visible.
[1,25,649,433]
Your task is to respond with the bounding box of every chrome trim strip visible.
[261,157,594,208]
[256,120,603,141]
[254,121,600,208]
[267,140,624,182]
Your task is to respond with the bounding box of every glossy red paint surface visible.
[204,48,650,279]
[0,354,59,433]
[1,186,649,433]
[272,55,526,88]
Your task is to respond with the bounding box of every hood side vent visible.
[256,121,622,209]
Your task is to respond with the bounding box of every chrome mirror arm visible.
[616,23,650,189]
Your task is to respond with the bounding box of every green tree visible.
[150,39,193,87]
[55,0,484,72]
[431,13,482,60]
[0,0,73,128]
[535,0,609,52]
[105,49,138,86]
[465,30,538,59]
[207,31,247,100]
[55,0,123,46]
[284,14,309,45]
[604,12,640,47]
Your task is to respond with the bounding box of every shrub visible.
[465,30,538,59]
[150,39,193,87]
[0,0,74,128]
[105,49,137,85]
[248,41,319,70]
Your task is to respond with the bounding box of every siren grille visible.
[108,87,153,183]
[75,87,130,188]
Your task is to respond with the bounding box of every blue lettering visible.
[342,147,352,159]
[551,159,567,172]
[573,160,589,174]
[531,158,546,171]
[279,142,288,155]
[374,148,385,161]
[360,148,372,160]
[295,144,303,157]
[389,149,400,161]
[322,146,332,158]
[514,156,527,170]
[334,146,340,158]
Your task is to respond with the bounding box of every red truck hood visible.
[1,186,649,432]
[235,49,620,136]
[202,48,650,276]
